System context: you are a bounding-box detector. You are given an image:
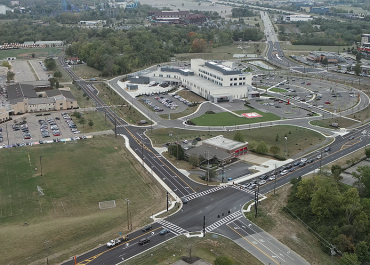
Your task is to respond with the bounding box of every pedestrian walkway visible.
[157,220,189,235]
[205,211,242,233]
[183,186,227,201]
[231,184,259,195]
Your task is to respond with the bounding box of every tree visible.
[78,117,86,128]
[1,61,11,69]
[214,256,234,265]
[256,141,268,154]
[168,144,185,160]
[88,120,94,128]
[355,241,370,263]
[331,165,342,174]
[32,53,35,58]
[54,71,63,79]
[339,252,360,265]
[270,145,281,156]
[233,131,244,142]
[356,51,362,62]
[6,71,15,81]
[44,58,56,70]
[354,62,362,76]
[322,58,328,66]
[352,165,370,197]
[365,147,370,159]
[249,140,257,150]
[331,165,343,183]
[189,153,200,167]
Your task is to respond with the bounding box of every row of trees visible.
[286,148,370,263]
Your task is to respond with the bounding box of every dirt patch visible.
[178,90,206,103]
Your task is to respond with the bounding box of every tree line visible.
[286,148,370,264]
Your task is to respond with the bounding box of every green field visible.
[0,47,61,60]
[269,87,288,93]
[75,110,114,133]
[124,234,262,265]
[0,136,167,265]
[190,109,280,126]
[72,65,102,79]
[310,117,360,129]
[146,125,324,157]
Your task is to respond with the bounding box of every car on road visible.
[289,167,296,172]
[280,170,289,176]
[182,140,188,144]
[142,225,152,232]
[259,175,268,180]
[299,162,306,167]
[159,229,170,235]
[248,184,257,190]
[349,136,355,140]
[258,180,266,185]
[324,147,331,152]
[181,197,188,204]
[301,158,307,163]
[293,161,300,166]
[138,238,150,245]
[317,154,322,159]
[269,175,276,181]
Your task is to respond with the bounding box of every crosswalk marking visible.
[205,211,242,233]
[158,220,188,236]
[183,186,228,201]
[231,185,260,195]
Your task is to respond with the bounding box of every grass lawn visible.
[124,234,263,265]
[95,83,128,106]
[245,185,334,265]
[269,87,288,93]
[146,125,324,158]
[72,65,102,79]
[345,105,370,122]
[175,43,266,61]
[310,117,360,129]
[73,110,113,133]
[0,48,61,60]
[280,44,355,53]
[0,135,167,265]
[110,105,152,126]
[190,109,280,126]
[69,84,95,108]
[159,105,199,120]
[177,90,206,103]
[55,62,73,83]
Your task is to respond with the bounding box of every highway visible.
[59,50,369,264]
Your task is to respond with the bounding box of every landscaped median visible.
[189,108,280,126]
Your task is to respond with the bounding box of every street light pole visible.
[274,164,277,195]
[125,199,130,230]
[284,137,287,157]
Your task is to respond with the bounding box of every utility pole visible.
[40,156,43,176]
[284,137,287,157]
[141,142,144,166]
[166,191,169,211]
[221,164,225,183]
[254,185,259,218]
[319,149,323,174]
[125,199,130,230]
[203,216,206,237]
[274,164,277,195]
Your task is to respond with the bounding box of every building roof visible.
[203,135,248,151]
[205,61,242,75]
[46,89,62,97]
[153,11,189,16]
[28,97,55,104]
[60,90,76,101]
[185,145,231,161]
[6,83,37,101]
[20,80,50,87]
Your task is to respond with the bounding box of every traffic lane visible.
[88,229,177,265]
[222,218,309,265]
[167,188,254,232]
[61,224,163,265]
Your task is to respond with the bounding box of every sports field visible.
[190,109,280,126]
[0,47,61,59]
[0,135,166,265]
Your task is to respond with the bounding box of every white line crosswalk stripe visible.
[158,220,188,236]
[231,185,261,195]
[205,211,242,233]
[183,186,227,201]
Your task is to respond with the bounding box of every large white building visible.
[361,34,370,46]
[0,4,12,14]
[284,15,312,22]
[150,59,257,102]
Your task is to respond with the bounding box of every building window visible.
[230,78,232,81]
[60,103,63,105]
[230,83,233,86]
[243,77,245,80]
[239,83,242,85]
[234,83,237,86]
[239,77,242,80]
[234,78,237,81]
[60,107,63,110]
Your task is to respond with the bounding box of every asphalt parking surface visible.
[140,93,192,115]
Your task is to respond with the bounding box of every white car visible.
[258,180,266,185]
[183,147,189,150]
[73,131,81,134]
[269,175,276,181]
[317,154,322,159]
[301,158,307,162]
[280,170,288,176]
[183,140,188,144]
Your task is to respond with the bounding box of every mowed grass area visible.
[175,43,266,61]
[345,105,370,122]
[190,108,280,126]
[0,135,167,265]
[75,110,114,133]
[124,234,263,265]
[69,84,95,108]
[310,117,360,129]
[269,87,288,93]
[159,105,199,120]
[72,65,102,79]
[0,47,61,59]
[146,125,324,157]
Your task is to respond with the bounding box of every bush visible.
[273,154,286,161]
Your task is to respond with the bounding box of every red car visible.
[307,83,311,85]
[279,100,283,103]
[325,101,330,104]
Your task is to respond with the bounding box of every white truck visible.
[106,236,129,248]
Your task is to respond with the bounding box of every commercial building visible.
[284,15,313,22]
[147,10,206,24]
[0,4,12,14]
[185,135,248,164]
[306,51,345,63]
[5,82,78,114]
[361,34,370,46]
[310,7,329,14]
[150,59,257,102]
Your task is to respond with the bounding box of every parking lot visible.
[0,111,88,146]
[139,92,194,115]
[11,60,36,82]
